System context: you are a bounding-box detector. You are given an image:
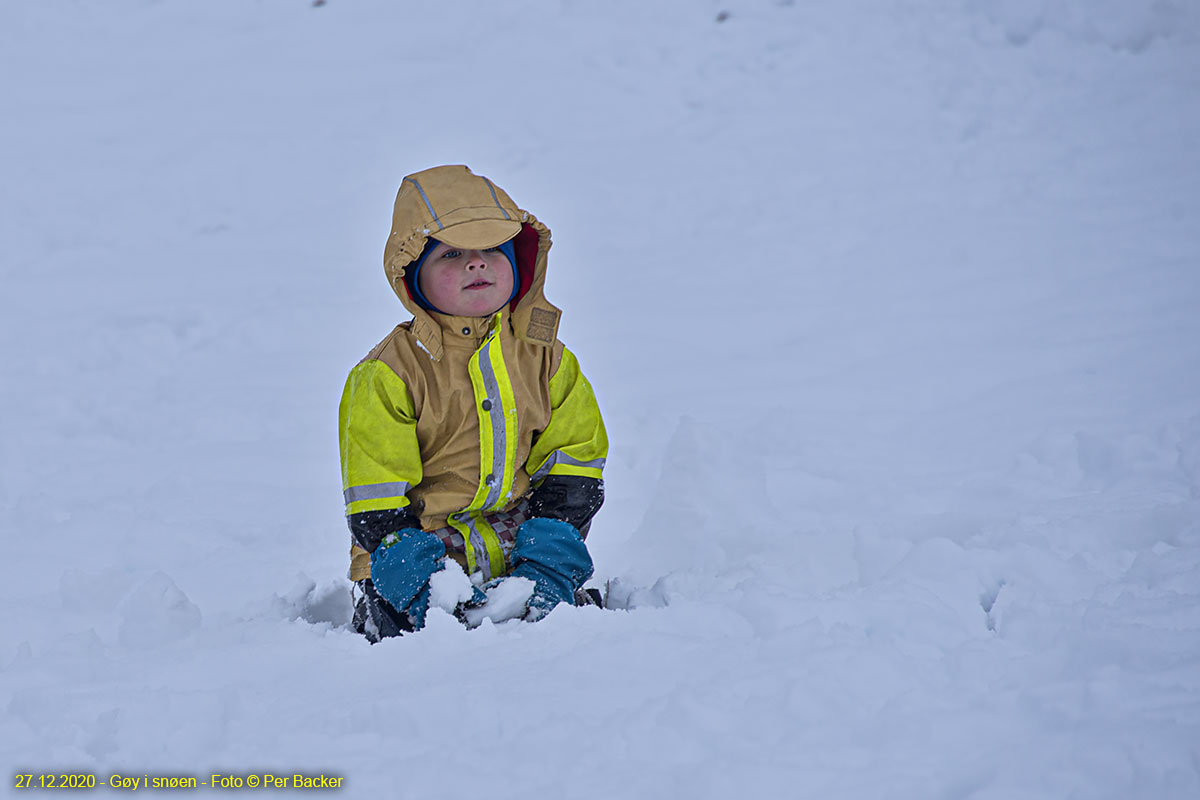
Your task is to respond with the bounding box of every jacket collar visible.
[437,310,501,348]
[412,310,504,358]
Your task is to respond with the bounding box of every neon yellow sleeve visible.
[527,347,608,482]
[338,359,423,516]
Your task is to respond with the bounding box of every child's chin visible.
[444,300,500,317]
[460,297,505,316]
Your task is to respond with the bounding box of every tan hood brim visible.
[432,218,522,249]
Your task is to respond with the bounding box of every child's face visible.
[418,241,515,317]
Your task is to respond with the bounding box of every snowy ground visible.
[2,0,1200,797]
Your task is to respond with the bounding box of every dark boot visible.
[352,579,414,642]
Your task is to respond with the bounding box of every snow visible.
[2,0,1199,797]
[459,575,535,629]
[426,560,479,616]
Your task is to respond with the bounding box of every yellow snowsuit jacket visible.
[339,166,608,582]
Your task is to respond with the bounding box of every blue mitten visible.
[407,585,433,630]
[509,518,594,620]
[370,528,445,627]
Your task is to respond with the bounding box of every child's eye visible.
[484,246,500,252]
[441,249,463,259]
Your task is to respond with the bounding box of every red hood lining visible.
[509,222,540,311]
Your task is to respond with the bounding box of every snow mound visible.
[272,575,354,628]
[116,572,201,649]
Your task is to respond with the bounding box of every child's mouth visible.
[464,280,492,290]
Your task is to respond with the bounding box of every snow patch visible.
[967,0,1197,51]
[604,576,671,610]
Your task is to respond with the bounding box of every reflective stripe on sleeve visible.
[530,452,606,483]
[343,481,411,505]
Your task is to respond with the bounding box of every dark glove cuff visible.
[528,475,604,535]
[348,507,421,554]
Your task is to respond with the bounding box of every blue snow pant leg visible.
[509,518,594,620]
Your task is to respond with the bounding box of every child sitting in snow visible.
[338,165,608,641]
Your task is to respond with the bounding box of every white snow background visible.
[3,0,1200,797]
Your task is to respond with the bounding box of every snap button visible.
[485,473,495,486]
[461,327,471,336]
[481,399,492,412]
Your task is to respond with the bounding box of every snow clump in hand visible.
[461,577,535,629]
[427,559,478,614]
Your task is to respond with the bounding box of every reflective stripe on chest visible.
[449,318,520,579]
